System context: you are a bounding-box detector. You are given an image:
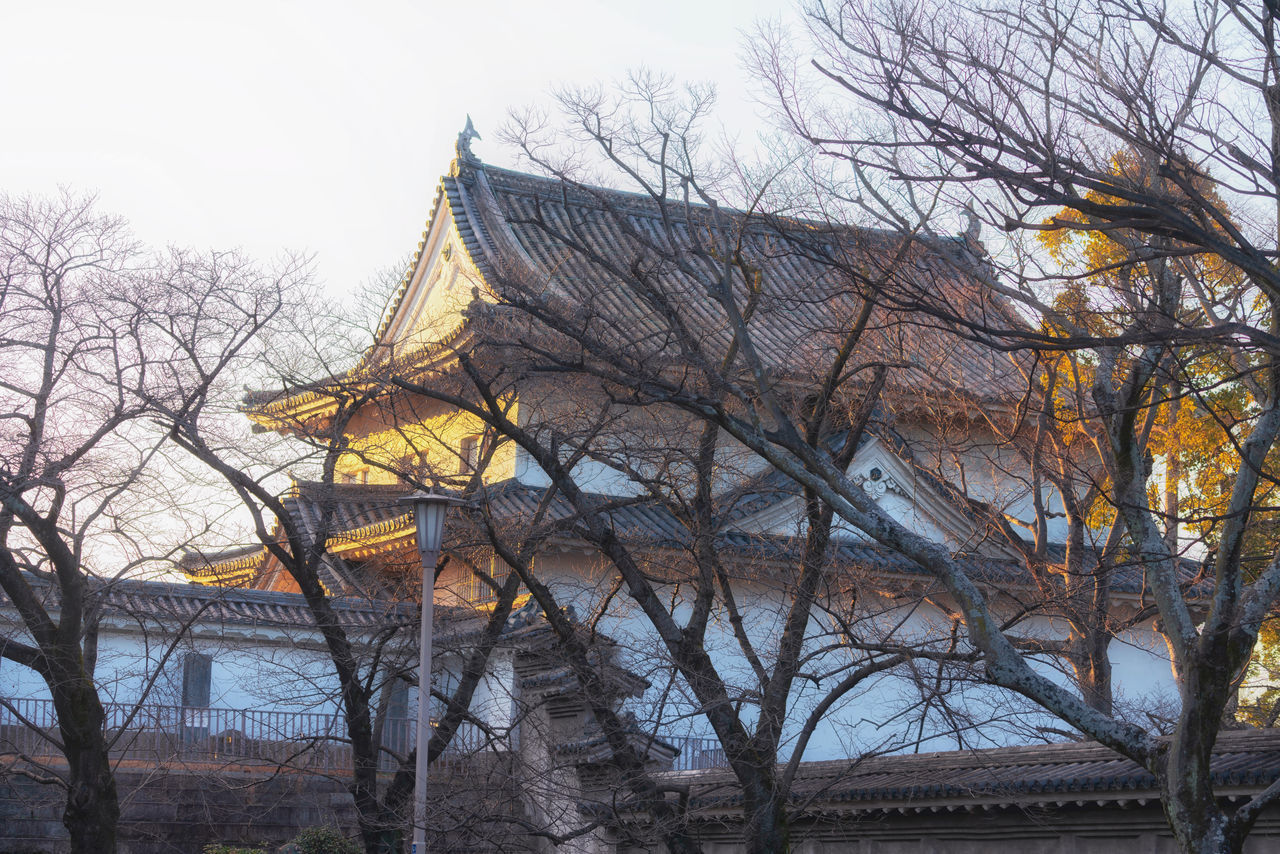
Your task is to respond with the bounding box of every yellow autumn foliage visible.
[1036,150,1280,723]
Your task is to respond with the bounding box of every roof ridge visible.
[473,161,940,246]
[1,573,421,631]
[659,729,1280,811]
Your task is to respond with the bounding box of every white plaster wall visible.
[498,410,1173,760]
[1111,626,1179,711]
[0,620,344,720]
[522,550,1178,762]
[894,424,1077,545]
[515,448,643,497]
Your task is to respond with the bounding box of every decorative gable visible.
[370,151,504,364]
[377,220,485,360]
[728,436,982,553]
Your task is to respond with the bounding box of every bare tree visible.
[327,98,1034,851]
[390,367,995,854]
[734,1,1280,850]
[165,311,537,853]
[361,72,1277,849]
[0,193,299,854]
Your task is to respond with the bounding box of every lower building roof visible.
[182,476,1199,601]
[655,728,1280,816]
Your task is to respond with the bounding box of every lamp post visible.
[399,489,466,854]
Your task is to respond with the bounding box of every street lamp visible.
[399,489,466,854]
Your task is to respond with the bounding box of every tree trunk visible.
[1163,661,1239,854]
[347,708,401,854]
[351,761,396,854]
[1163,799,1235,854]
[742,786,788,854]
[55,679,119,854]
[1069,630,1114,716]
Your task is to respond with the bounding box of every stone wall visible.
[615,800,1280,854]
[0,756,539,854]
[0,767,359,854]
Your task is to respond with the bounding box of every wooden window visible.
[380,679,413,756]
[459,435,481,474]
[387,679,410,721]
[463,554,525,605]
[181,653,212,708]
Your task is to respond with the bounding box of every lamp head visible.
[398,490,468,555]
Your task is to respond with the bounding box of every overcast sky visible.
[2,0,793,303]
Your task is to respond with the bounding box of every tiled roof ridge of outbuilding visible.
[657,728,1280,812]
[2,573,427,631]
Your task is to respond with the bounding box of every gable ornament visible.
[852,465,903,500]
[457,115,482,164]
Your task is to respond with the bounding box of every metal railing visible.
[0,698,732,775]
[666,736,728,772]
[0,697,493,774]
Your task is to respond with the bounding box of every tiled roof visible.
[182,481,413,596]
[188,475,1185,600]
[179,544,263,587]
[476,479,1178,597]
[3,575,419,632]
[556,716,680,766]
[282,481,412,595]
[287,481,407,534]
[481,479,690,545]
[178,544,260,570]
[364,145,1029,408]
[663,728,1280,813]
[440,158,1027,404]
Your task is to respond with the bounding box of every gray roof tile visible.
[192,476,1186,599]
[450,160,1028,404]
[3,575,420,632]
[665,729,1280,811]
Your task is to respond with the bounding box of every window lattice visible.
[460,555,526,605]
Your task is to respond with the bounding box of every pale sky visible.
[1,0,793,303]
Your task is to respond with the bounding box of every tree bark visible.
[54,673,120,854]
[1068,630,1114,717]
[348,704,400,854]
[742,789,788,854]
